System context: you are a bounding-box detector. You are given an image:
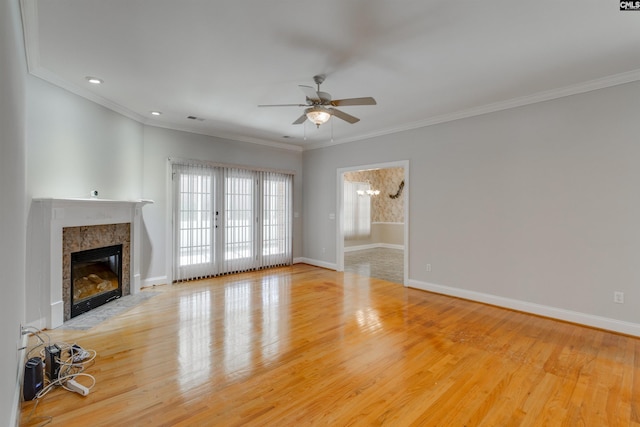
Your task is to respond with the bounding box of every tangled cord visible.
[22,328,97,426]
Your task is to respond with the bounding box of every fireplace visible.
[62,223,131,322]
[71,244,123,318]
[28,198,152,329]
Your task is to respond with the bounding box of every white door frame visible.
[336,160,409,286]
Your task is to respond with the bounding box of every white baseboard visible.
[407,279,640,337]
[25,318,47,331]
[294,257,337,271]
[142,276,168,288]
[344,244,378,252]
[12,333,29,427]
[379,243,404,250]
[344,243,404,252]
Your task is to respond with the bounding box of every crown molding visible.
[20,0,303,153]
[143,121,304,152]
[304,69,640,151]
[22,1,144,121]
[20,0,640,154]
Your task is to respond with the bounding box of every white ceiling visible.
[21,0,640,150]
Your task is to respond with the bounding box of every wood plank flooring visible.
[20,264,640,426]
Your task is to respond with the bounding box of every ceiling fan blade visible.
[258,103,307,107]
[299,85,320,101]
[330,108,360,124]
[292,113,308,125]
[331,97,377,107]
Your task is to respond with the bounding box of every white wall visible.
[0,0,27,424]
[22,71,304,320]
[22,80,304,314]
[141,125,303,285]
[26,77,144,201]
[303,81,640,332]
[24,77,145,325]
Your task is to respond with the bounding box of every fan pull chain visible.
[331,118,334,142]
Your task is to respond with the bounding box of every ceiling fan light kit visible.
[305,106,332,127]
[258,74,376,129]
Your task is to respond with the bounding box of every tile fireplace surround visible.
[29,198,152,329]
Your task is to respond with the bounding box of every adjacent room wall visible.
[303,81,640,331]
[0,0,27,424]
[141,125,304,285]
[344,168,404,249]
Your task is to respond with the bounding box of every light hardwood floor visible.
[21,264,640,426]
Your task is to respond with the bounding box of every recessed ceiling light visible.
[151,111,162,116]
[85,76,103,84]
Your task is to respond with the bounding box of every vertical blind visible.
[172,161,293,282]
[174,162,216,280]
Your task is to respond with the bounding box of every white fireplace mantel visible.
[30,198,153,329]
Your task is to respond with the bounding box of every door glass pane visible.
[178,173,212,266]
[263,178,286,256]
[224,175,254,261]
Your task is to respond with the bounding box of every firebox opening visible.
[71,244,123,318]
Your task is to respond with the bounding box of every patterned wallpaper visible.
[344,167,405,223]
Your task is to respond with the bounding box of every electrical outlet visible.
[18,324,28,351]
[426,264,431,272]
[614,291,624,304]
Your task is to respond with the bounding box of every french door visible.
[172,162,292,282]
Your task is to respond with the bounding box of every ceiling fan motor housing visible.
[313,74,326,85]
[314,92,331,104]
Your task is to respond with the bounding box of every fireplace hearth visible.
[71,244,123,318]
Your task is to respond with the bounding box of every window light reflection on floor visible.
[178,290,212,393]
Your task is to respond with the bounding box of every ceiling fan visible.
[258,74,376,127]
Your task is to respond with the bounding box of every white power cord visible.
[23,329,98,425]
